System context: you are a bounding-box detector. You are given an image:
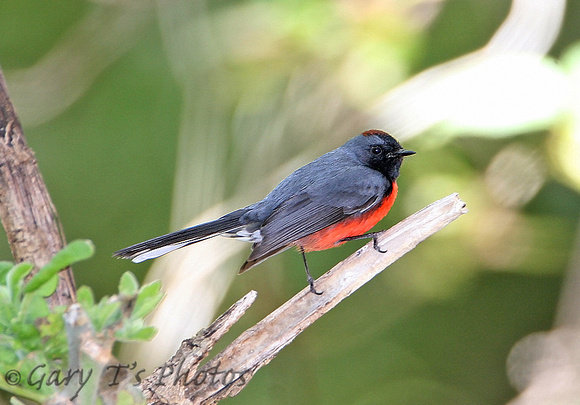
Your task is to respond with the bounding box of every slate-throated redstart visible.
[114,130,414,294]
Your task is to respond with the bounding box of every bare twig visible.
[143,193,468,404]
[141,291,258,404]
[0,66,76,306]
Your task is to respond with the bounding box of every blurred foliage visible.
[0,241,160,404]
[1,0,580,404]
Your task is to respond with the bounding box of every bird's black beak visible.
[397,149,416,157]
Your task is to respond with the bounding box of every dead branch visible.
[0,66,76,306]
[141,193,468,404]
[141,291,257,404]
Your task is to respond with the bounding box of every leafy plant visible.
[0,240,164,404]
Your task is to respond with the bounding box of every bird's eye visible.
[371,146,383,155]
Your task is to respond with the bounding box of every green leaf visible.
[11,321,39,341]
[0,345,18,364]
[19,294,49,323]
[76,286,95,309]
[127,326,157,341]
[93,301,121,332]
[0,298,16,330]
[7,263,34,301]
[131,280,163,320]
[0,285,12,305]
[33,275,59,297]
[76,286,95,308]
[118,272,139,296]
[115,319,157,342]
[39,309,69,361]
[39,312,65,338]
[0,261,14,285]
[23,240,94,294]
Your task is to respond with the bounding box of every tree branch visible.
[141,291,258,404]
[141,193,468,404]
[0,65,76,306]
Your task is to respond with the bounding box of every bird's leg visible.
[338,231,387,253]
[299,246,323,295]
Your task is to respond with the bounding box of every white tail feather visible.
[131,242,190,263]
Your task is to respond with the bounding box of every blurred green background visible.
[2,0,580,404]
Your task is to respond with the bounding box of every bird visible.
[114,130,415,294]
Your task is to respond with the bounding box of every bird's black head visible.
[346,129,415,180]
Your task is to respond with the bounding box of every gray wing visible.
[240,169,389,272]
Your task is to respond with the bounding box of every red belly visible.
[296,182,398,251]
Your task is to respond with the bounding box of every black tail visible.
[113,209,247,263]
